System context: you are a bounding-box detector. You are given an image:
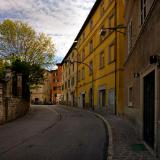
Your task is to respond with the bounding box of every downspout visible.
[115,0,117,115]
[76,51,78,107]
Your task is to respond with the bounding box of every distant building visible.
[31,70,50,104]
[61,47,78,107]
[124,0,160,156]
[50,64,63,104]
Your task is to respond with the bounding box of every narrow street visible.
[0,105,108,160]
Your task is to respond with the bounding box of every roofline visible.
[50,69,58,72]
[56,63,62,66]
[61,0,101,64]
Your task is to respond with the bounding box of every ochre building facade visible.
[62,0,125,115]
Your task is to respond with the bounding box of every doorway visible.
[99,89,106,109]
[143,70,155,149]
[82,94,85,109]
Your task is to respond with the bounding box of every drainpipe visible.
[115,0,117,115]
[76,51,78,107]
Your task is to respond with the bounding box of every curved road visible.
[0,105,108,160]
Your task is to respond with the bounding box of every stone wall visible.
[0,70,29,125]
[2,97,29,123]
[124,0,160,157]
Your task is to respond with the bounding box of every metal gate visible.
[143,70,155,149]
[89,88,93,109]
[99,89,106,108]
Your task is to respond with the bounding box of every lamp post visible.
[100,24,126,115]
[64,57,94,110]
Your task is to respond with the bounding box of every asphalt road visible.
[0,105,108,160]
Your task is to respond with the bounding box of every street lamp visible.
[100,25,126,115]
[64,53,94,110]
[100,25,126,36]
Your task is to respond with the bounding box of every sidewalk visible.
[95,111,157,160]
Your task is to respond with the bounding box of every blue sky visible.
[0,0,96,62]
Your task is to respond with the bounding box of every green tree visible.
[0,19,55,98]
[11,59,45,100]
[0,59,4,80]
[0,19,55,67]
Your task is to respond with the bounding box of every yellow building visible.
[62,0,125,115]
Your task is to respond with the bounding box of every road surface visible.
[0,105,108,160]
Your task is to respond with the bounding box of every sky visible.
[0,0,96,63]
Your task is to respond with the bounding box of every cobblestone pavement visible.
[96,111,158,160]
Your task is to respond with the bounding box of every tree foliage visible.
[0,19,55,88]
[12,59,45,85]
[0,59,4,80]
[0,19,55,67]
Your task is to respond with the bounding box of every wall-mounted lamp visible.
[134,73,140,78]
[100,25,126,36]
[100,28,107,36]
[150,55,160,66]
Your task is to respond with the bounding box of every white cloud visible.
[0,0,96,62]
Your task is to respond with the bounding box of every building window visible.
[89,40,93,53]
[109,14,115,33]
[62,85,64,91]
[78,54,81,62]
[82,67,85,80]
[108,43,115,63]
[89,61,93,76]
[100,51,105,69]
[71,76,74,86]
[141,0,147,25]
[54,79,57,82]
[82,49,85,61]
[128,86,133,107]
[72,52,74,58]
[100,1,105,17]
[90,19,93,31]
[65,81,67,89]
[72,63,74,72]
[69,68,70,75]
[83,32,85,41]
[78,70,81,82]
[68,80,70,88]
[57,86,61,90]
[128,20,132,54]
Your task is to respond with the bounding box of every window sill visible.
[99,66,105,70]
[108,60,115,65]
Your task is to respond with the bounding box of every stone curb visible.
[87,111,113,160]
